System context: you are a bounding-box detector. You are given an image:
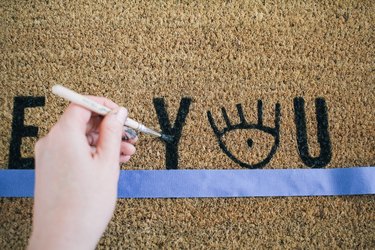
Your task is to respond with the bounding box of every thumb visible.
[96,107,128,161]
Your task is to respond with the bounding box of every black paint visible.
[257,100,263,126]
[8,96,45,169]
[160,133,174,143]
[236,103,246,124]
[293,97,332,168]
[153,97,192,169]
[207,100,281,169]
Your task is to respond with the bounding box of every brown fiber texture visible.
[0,0,374,248]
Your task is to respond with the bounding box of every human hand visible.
[28,97,137,250]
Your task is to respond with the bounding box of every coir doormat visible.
[1,0,374,248]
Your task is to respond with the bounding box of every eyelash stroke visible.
[207,100,281,169]
[207,100,281,136]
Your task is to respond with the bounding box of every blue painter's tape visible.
[0,170,35,197]
[0,167,374,198]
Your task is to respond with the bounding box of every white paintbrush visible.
[52,84,173,142]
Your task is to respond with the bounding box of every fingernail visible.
[115,107,127,124]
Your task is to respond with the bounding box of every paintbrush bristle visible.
[160,134,174,143]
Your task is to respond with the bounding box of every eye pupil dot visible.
[247,138,254,148]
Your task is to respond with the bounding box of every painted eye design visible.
[207,100,281,169]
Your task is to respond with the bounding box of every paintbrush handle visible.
[51,84,160,136]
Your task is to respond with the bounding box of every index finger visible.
[58,96,120,133]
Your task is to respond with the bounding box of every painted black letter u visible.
[293,97,332,168]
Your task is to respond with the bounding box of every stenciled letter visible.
[153,97,192,169]
[293,97,332,168]
[8,96,45,169]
